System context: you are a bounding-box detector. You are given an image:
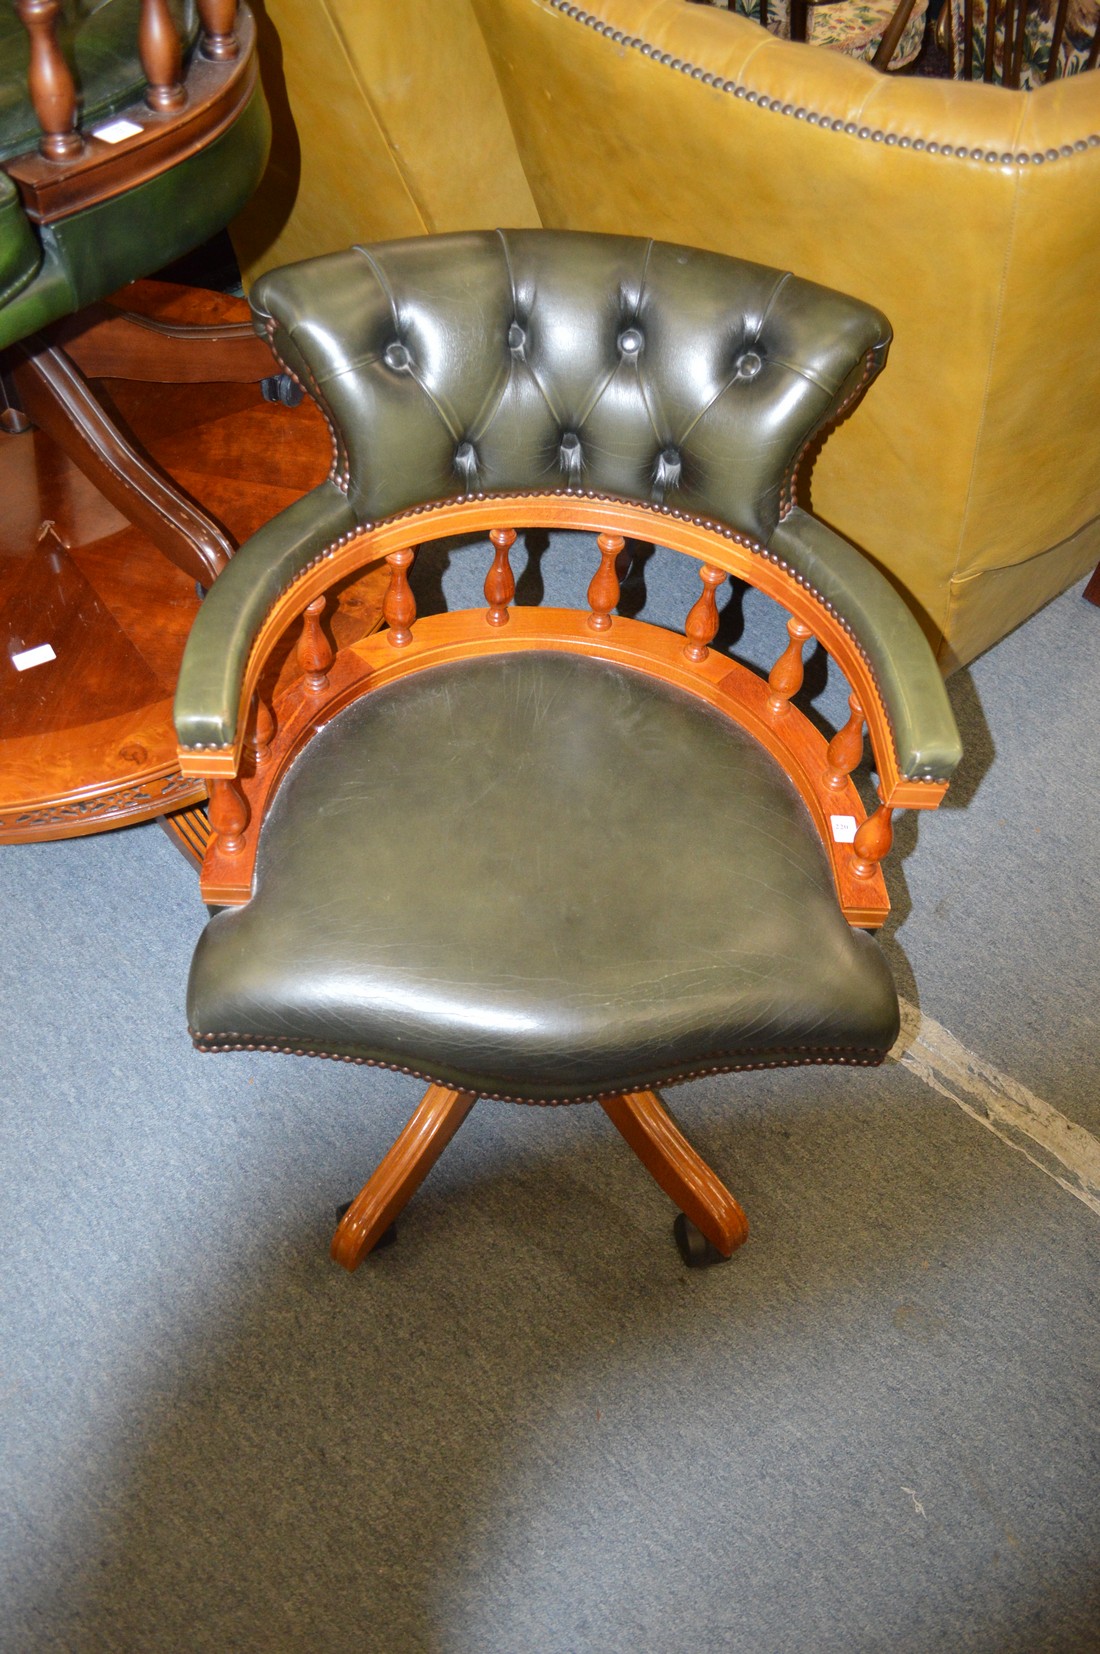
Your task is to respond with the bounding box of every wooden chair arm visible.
[174,480,357,770]
[768,507,961,798]
[871,0,923,69]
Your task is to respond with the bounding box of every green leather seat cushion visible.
[0,0,198,162]
[188,651,900,1102]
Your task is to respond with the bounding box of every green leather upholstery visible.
[0,168,38,307]
[187,653,901,1100]
[173,480,357,751]
[177,230,961,787]
[768,509,962,784]
[251,232,889,544]
[179,231,963,1191]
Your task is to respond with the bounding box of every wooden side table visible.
[0,280,387,849]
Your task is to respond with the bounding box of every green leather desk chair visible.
[174,230,962,1272]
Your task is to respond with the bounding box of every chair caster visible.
[673,1212,729,1269]
[261,372,304,408]
[334,1203,398,1253]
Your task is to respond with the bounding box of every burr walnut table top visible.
[0,280,385,843]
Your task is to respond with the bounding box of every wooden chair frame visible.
[5,0,270,599]
[178,489,952,1270]
[942,0,1100,85]
[181,491,949,918]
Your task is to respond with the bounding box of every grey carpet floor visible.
[1,554,1097,1653]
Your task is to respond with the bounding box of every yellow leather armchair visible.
[230,0,1100,669]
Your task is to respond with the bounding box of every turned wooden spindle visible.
[208,777,249,855]
[298,596,334,690]
[16,0,81,160]
[587,532,624,631]
[250,692,275,766]
[766,617,814,715]
[683,564,726,663]
[824,694,865,790]
[851,802,894,879]
[139,0,186,111]
[384,549,416,648]
[197,0,239,59]
[484,528,516,626]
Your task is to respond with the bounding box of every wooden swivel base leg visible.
[331,1085,478,1271]
[331,1082,747,1272]
[600,1089,749,1258]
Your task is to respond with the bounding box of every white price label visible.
[93,118,144,144]
[12,643,57,672]
[830,814,858,844]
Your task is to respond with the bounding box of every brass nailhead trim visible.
[263,317,350,492]
[190,1030,889,1103]
[780,345,880,519]
[549,0,1100,164]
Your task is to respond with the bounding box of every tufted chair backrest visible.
[250,229,890,547]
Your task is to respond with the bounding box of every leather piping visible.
[781,345,885,519]
[189,1029,890,1103]
[549,1,1100,163]
[260,315,349,490]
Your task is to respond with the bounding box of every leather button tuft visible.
[508,322,526,350]
[618,327,643,356]
[454,440,478,479]
[735,350,763,380]
[383,342,411,371]
[559,432,583,476]
[654,447,683,490]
